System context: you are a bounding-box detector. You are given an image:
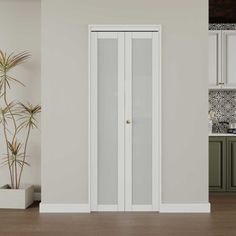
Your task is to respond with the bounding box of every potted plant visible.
[0,50,41,209]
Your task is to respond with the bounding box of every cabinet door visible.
[208,31,222,88]
[227,137,236,191]
[209,137,226,192]
[222,31,236,88]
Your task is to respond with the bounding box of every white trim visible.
[152,31,159,211]
[89,25,161,32]
[160,203,211,213]
[39,203,90,213]
[131,205,154,212]
[90,32,98,211]
[88,23,91,214]
[97,205,119,212]
[33,192,41,201]
[209,87,236,90]
[157,26,162,210]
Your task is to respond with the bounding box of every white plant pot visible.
[0,184,34,209]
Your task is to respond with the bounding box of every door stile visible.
[90,32,98,211]
[152,31,159,211]
[117,32,125,211]
[124,32,133,211]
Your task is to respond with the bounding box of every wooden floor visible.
[0,196,235,236]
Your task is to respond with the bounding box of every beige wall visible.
[41,0,208,204]
[0,0,41,192]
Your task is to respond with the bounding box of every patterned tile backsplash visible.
[209,90,236,132]
[209,24,236,30]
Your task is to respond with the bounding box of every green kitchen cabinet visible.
[209,136,236,193]
[209,137,227,192]
[227,137,236,192]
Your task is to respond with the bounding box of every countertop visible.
[209,133,236,136]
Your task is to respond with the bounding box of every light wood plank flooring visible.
[0,196,235,236]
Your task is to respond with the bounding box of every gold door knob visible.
[126,120,131,124]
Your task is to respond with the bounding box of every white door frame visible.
[88,25,162,212]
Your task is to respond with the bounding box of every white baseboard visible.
[39,203,210,213]
[39,203,90,213]
[160,203,211,213]
[33,192,41,201]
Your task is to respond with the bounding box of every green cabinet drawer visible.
[209,137,227,192]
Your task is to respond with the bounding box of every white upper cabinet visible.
[222,31,236,88]
[209,30,236,89]
[208,31,221,88]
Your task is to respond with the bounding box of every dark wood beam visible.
[209,0,236,23]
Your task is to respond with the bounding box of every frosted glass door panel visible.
[132,38,152,205]
[98,38,118,205]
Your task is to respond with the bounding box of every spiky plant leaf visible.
[0,102,17,124]
[17,103,41,132]
[0,140,30,168]
[0,50,30,91]
[0,50,30,72]
[8,140,23,156]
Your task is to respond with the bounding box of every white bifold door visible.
[90,30,160,212]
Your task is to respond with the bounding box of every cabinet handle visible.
[218,82,224,85]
